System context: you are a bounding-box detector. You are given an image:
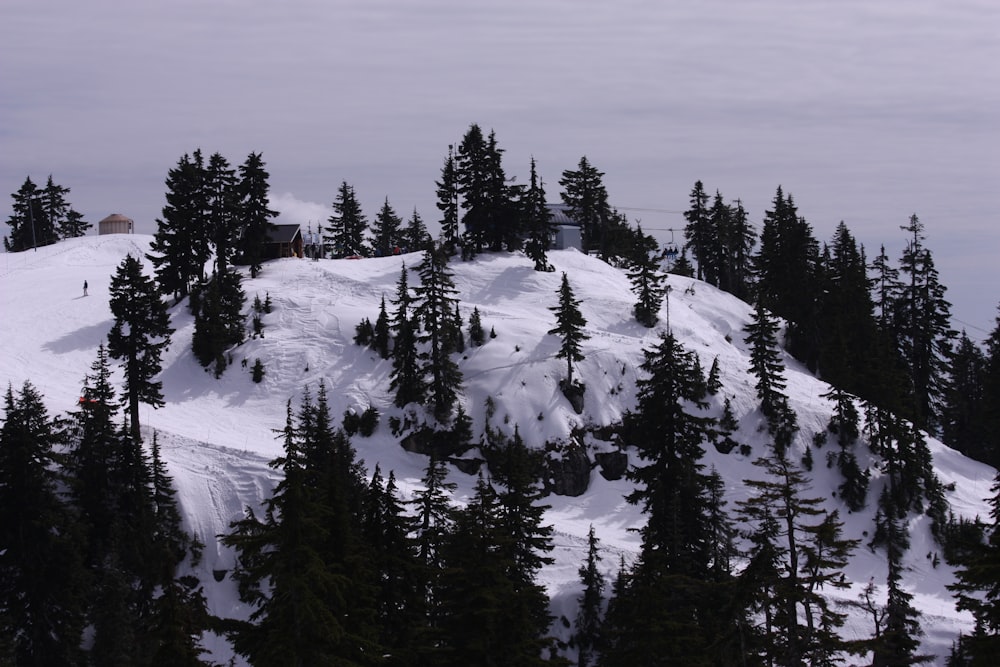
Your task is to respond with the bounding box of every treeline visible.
[215,319,1000,665]
[679,181,1000,471]
[0,360,209,664]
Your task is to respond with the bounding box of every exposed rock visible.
[545,443,591,497]
[594,450,628,481]
[449,457,485,475]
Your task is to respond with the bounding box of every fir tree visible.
[682,180,712,282]
[717,197,756,300]
[753,186,823,371]
[548,272,590,389]
[107,254,174,442]
[224,396,382,665]
[148,149,211,302]
[4,176,52,251]
[234,151,279,278]
[373,295,391,359]
[412,244,463,422]
[469,306,486,346]
[574,525,605,667]
[817,221,879,394]
[361,466,423,662]
[941,332,989,464]
[0,382,87,664]
[456,124,510,256]
[436,144,461,253]
[372,196,405,256]
[205,151,240,277]
[326,180,369,257]
[523,157,555,271]
[559,156,612,257]
[744,300,795,449]
[626,225,666,327]
[894,214,957,434]
[737,453,859,665]
[404,207,432,253]
[603,330,739,664]
[948,472,1000,664]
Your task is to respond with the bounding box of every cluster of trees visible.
[147,149,280,377]
[220,384,559,666]
[683,182,1000,470]
[216,317,1000,665]
[4,175,90,251]
[0,365,210,664]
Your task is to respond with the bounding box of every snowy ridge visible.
[1,234,995,664]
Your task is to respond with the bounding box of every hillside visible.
[1,234,995,664]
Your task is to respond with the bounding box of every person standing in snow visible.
[83,280,88,296]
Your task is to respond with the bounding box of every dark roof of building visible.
[266,224,301,244]
[546,203,578,226]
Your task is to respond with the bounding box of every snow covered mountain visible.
[1,234,994,664]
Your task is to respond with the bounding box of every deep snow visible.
[1,235,995,664]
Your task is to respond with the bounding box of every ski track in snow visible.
[1,235,995,665]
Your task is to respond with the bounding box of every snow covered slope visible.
[1,235,995,663]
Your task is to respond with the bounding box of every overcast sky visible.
[3,0,997,338]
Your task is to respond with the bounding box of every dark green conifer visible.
[548,273,590,389]
[108,254,174,442]
[0,382,87,664]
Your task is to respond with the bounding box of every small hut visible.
[548,204,582,251]
[98,213,134,235]
[264,224,303,259]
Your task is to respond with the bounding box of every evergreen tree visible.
[0,382,87,664]
[204,151,240,277]
[977,305,1000,468]
[435,472,556,666]
[389,266,426,409]
[436,144,461,253]
[753,186,823,371]
[469,306,486,346]
[361,466,423,663]
[871,507,932,666]
[4,176,52,251]
[548,272,590,389]
[717,197,756,300]
[326,180,369,257]
[412,244,463,422]
[60,207,91,238]
[744,301,793,436]
[818,222,879,394]
[941,331,989,464]
[894,214,957,434]
[488,427,559,660]
[404,207,432,253]
[107,254,174,442]
[410,453,457,641]
[625,225,667,327]
[574,525,605,667]
[373,295,392,359]
[559,156,612,257]
[40,175,80,241]
[682,180,712,282]
[191,268,246,376]
[737,453,858,665]
[602,330,743,664]
[148,150,211,302]
[372,197,405,256]
[949,472,1000,664]
[456,124,510,256]
[224,396,382,665]
[523,157,555,271]
[234,151,279,278]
